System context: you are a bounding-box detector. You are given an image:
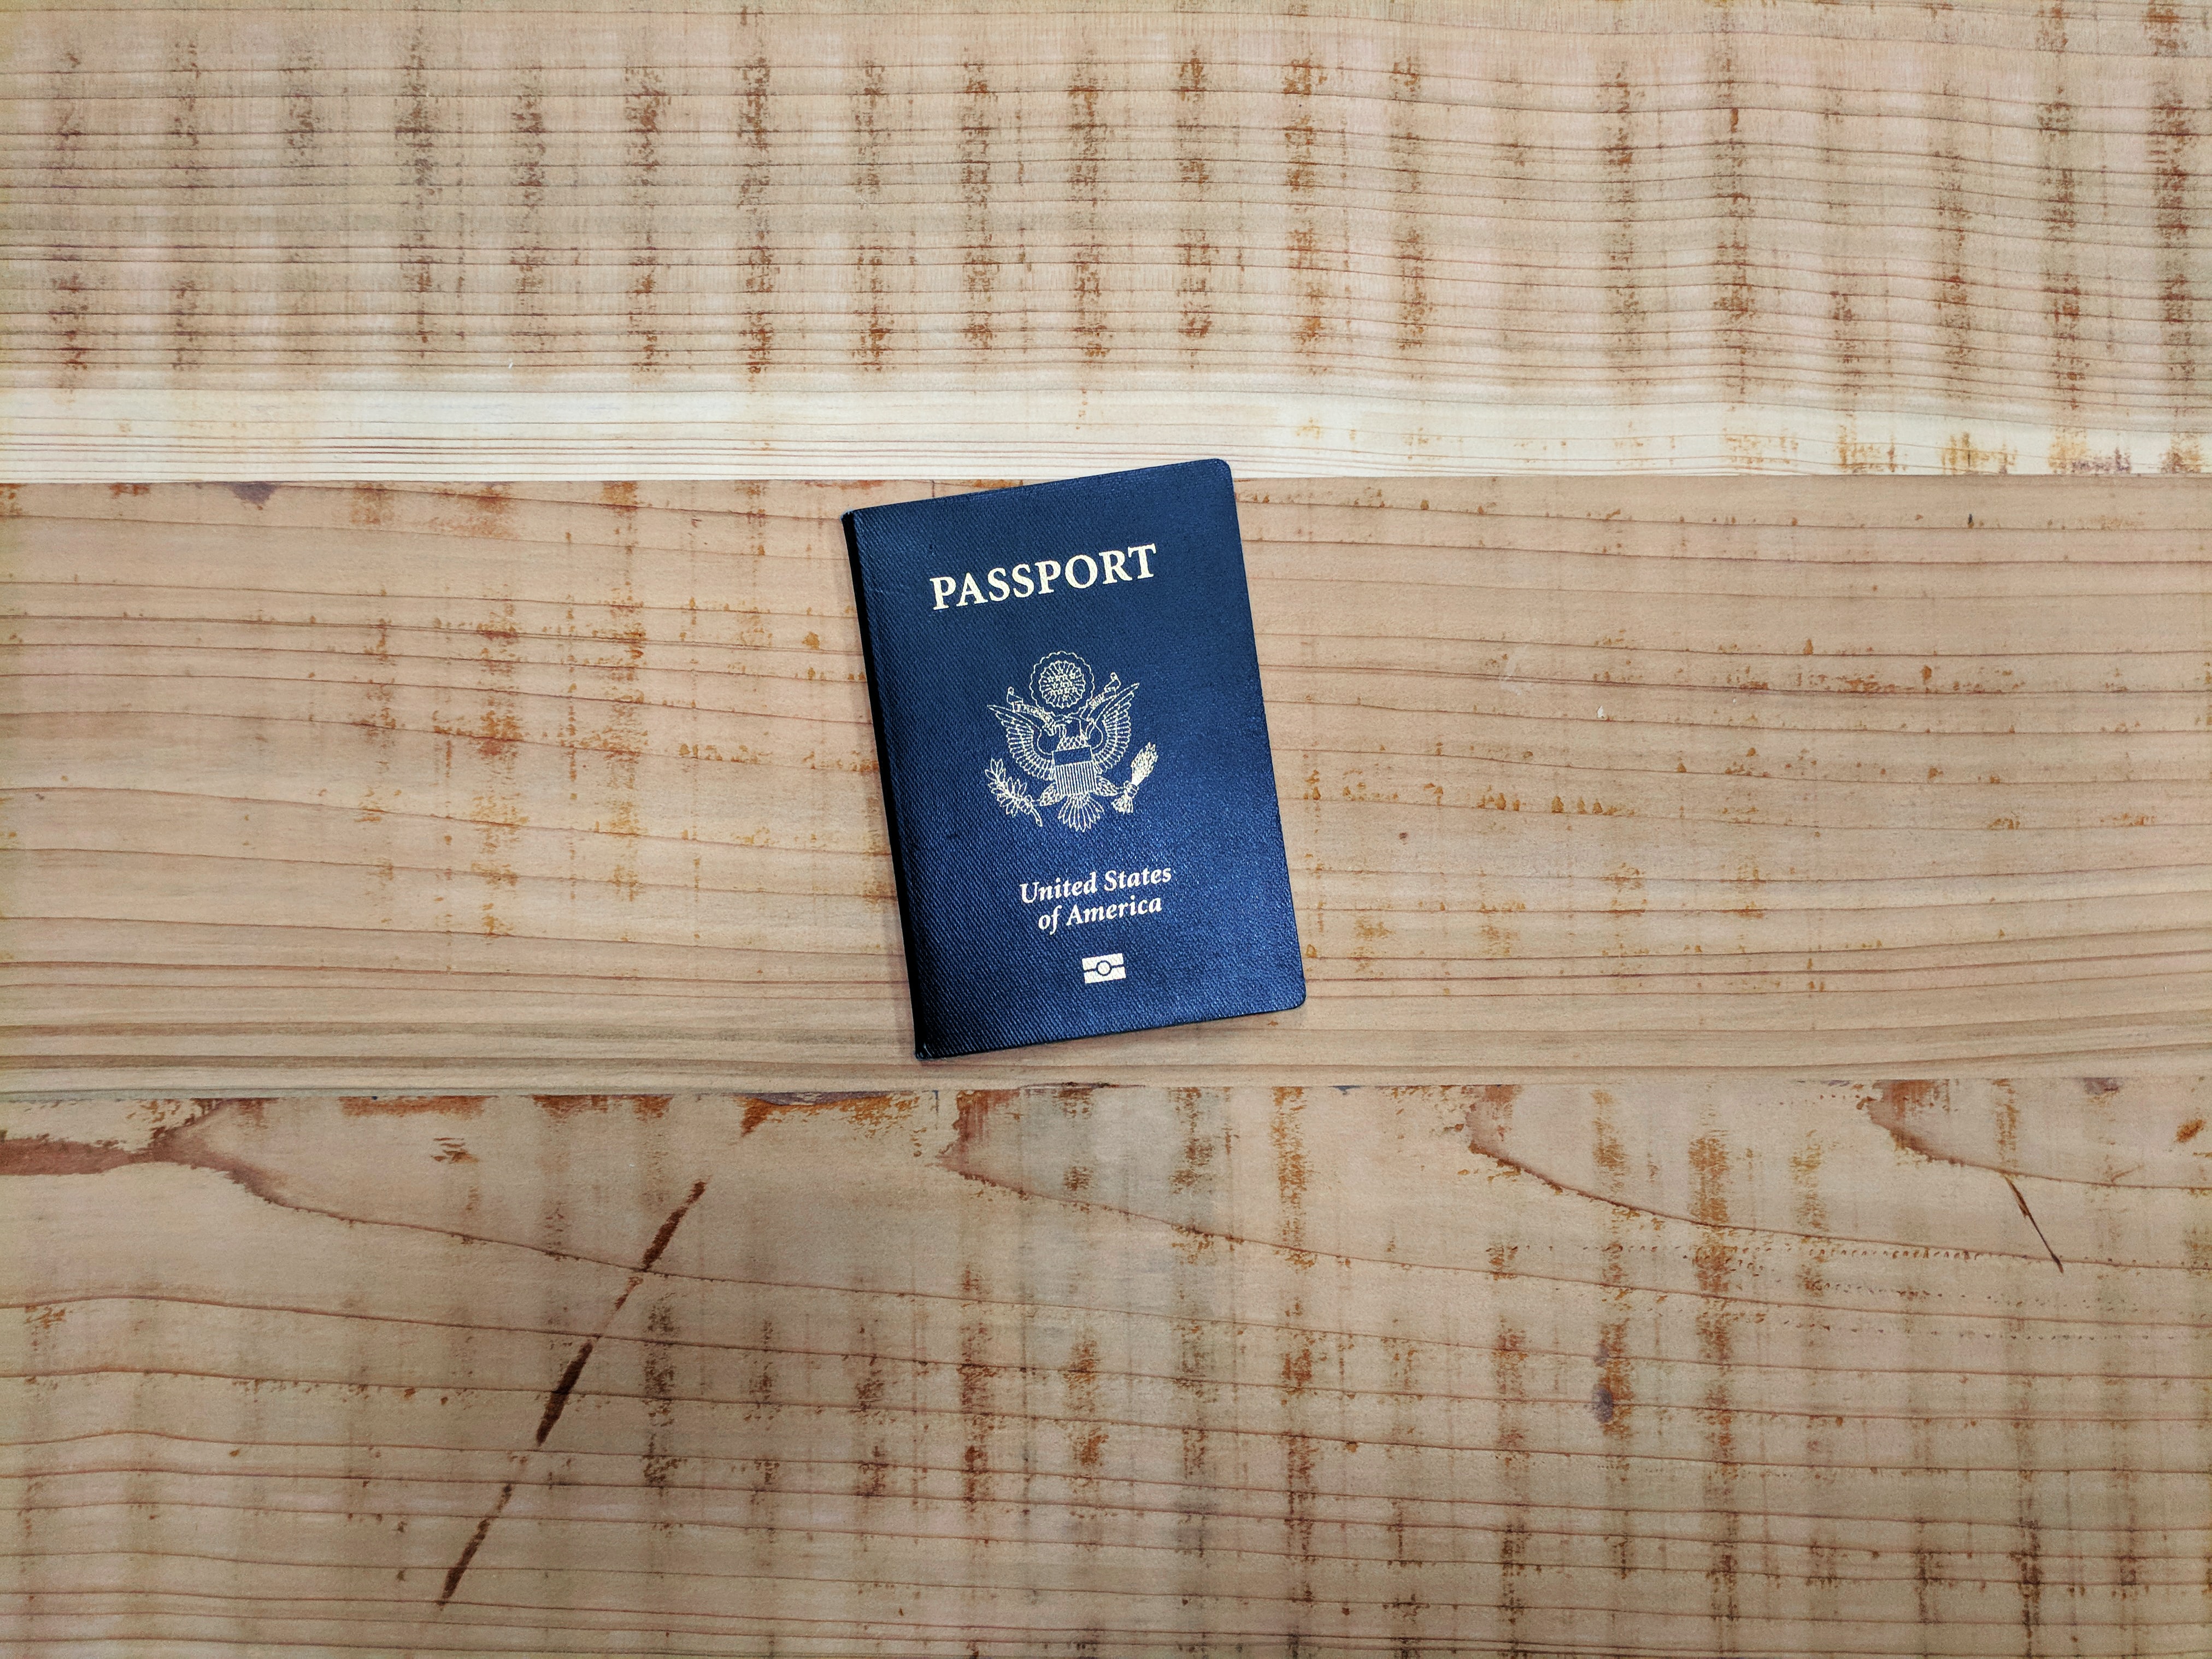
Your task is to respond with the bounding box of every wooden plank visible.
[4,1080,2207,1655]
[2,2,2208,477]
[3,476,2205,1088]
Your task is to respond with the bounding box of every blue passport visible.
[843,461,1305,1058]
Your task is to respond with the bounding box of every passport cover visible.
[843,460,1305,1058]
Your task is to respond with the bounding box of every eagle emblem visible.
[985,650,1158,832]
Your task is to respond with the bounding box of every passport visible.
[843,460,1306,1058]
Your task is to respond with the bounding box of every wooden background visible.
[7,1080,2210,1655]
[4,475,2208,1089]
[2,1,2208,475]
[4,4,2209,1656]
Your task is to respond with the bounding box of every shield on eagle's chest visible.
[1054,756,1103,799]
[1044,739,1102,804]
[1042,732,1110,829]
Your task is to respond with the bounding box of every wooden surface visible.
[4,476,2207,1090]
[7,3,2211,1652]
[5,1079,2210,1655]
[3,1,2210,478]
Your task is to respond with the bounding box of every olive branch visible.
[985,757,1044,826]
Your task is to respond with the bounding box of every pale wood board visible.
[4,3,2210,1645]
[2,1,2208,477]
[2,475,2206,1089]
[4,1080,2208,1655]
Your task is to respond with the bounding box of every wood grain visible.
[7,5,2207,1650]
[3,476,2205,1089]
[5,1080,2208,1655]
[3,2,2208,477]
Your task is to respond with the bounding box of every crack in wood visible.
[2002,1174,2067,1274]
[442,1176,710,1610]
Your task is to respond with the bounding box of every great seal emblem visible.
[985,650,1158,832]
